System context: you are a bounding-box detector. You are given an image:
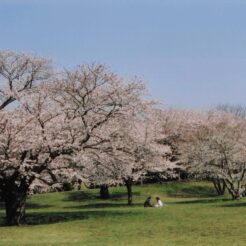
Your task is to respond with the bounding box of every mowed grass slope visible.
[0,182,245,246]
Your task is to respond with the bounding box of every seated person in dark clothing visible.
[144,196,153,207]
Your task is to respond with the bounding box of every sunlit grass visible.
[0,182,245,245]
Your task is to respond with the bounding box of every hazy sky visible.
[1,0,246,109]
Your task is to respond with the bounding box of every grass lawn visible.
[0,181,245,246]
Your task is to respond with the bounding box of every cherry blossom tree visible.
[0,51,53,224]
[81,108,179,205]
[0,52,148,225]
[180,112,246,199]
[153,109,228,194]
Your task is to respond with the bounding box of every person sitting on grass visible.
[154,197,164,207]
[144,196,153,207]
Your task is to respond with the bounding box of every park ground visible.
[0,182,245,246]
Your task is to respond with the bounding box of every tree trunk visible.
[1,176,31,226]
[212,179,226,196]
[225,180,241,200]
[227,189,241,200]
[100,185,110,199]
[4,190,27,226]
[125,178,133,206]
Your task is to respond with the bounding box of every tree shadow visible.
[26,202,54,209]
[110,192,141,200]
[170,198,231,205]
[63,191,98,202]
[64,202,143,209]
[221,202,246,208]
[0,210,139,226]
[64,191,141,202]
[1,202,54,210]
[166,185,217,198]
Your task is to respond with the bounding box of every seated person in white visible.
[155,197,164,207]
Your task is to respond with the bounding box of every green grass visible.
[0,182,245,246]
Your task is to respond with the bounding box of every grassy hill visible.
[0,182,245,246]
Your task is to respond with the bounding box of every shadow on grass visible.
[64,191,141,202]
[1,201,54,210]
[110,192,141,200]
[221,202,246,207]
[170,198,231,205]
[64,202,143,209]
[166,185,217,198]
[64,191,98,202]
[0,210,139,226]
[26,202,54,209]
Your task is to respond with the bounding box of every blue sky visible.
[1,0,246,109]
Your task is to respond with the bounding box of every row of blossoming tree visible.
[0,51,245,226]
[158,107,246,199]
